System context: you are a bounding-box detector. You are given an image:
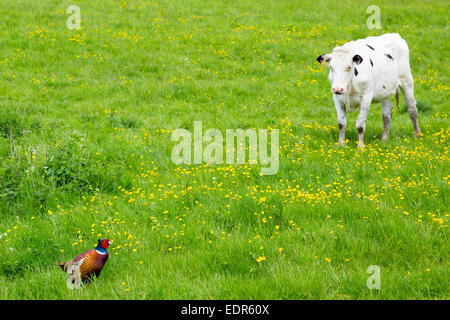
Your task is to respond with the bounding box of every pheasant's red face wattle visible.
[101,239,111,249]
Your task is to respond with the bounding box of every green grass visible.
[0,0,448,299]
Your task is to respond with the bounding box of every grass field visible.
[0,0,448,299]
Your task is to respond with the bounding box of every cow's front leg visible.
[381,99,393,141]
[333,97,346,146]
[355,96,372,149]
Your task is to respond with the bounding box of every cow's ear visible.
[317,54,331,64]
[352,54,363,65]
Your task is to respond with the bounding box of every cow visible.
[316,33,421,148]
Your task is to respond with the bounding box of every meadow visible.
[0,0,448,299]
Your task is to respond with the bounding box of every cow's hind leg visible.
[400,76,422,138]
[381,99,393,141]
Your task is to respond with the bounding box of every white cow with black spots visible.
[316,33,421,148]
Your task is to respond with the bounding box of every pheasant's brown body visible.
[79,249,108,279]
[60,249,109,280]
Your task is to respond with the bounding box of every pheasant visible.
[58,238,111,289]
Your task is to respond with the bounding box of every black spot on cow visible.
[354,68,358,76]
[383,85,386,89]
[352,55,363,65]
[357,127,364,135]
[366,44,375,50]
[370,58,373,67]
[385,53,393,60]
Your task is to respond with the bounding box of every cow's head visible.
[317,47,363,95]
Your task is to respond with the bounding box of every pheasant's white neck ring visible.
[95,248,108,255]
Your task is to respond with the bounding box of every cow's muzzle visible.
[333,87,344,95]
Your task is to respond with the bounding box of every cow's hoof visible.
[381,134,389,141]
[415,131,423,139]
[357,143,365,150]
[337,141,345,147]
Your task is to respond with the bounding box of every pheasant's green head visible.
[96,238,112,251]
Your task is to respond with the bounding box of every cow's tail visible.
[395,87,400,114]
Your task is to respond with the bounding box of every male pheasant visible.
[58,238,111,289]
